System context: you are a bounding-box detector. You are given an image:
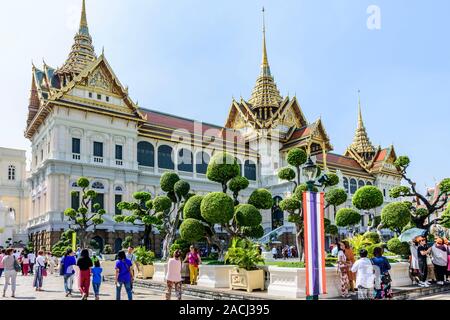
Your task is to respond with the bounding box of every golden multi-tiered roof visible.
[349,95,376,157]
[248,8,283,110]
[56,0,96,77]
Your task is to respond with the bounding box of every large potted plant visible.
[134,246,156,279]
[103,245,116,261]
[225,238,265,293]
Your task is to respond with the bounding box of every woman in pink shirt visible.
[165,249,182,300]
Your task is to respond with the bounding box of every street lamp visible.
[303,156,329,191]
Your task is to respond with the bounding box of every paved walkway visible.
[0,272,202,301]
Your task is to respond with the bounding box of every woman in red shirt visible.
[184,246,202,285]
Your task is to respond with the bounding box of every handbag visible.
[13,257,21,272]
[42,268,48,277]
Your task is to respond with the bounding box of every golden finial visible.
[79,0,89,35]
[357,90,363,128]
[102,46,105,56]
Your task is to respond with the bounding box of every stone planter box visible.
[197,264,236,288]
[267,262,410,299]
[137,264,155,279]
[100,260,117,277]
[229,268,265,293]
[152,262,168,283]
[102,254,116,261]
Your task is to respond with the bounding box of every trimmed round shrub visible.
[180,219,205,242]
[206,152,240,184]
[416,208,429,217]
[183,195,204,220]
[324,173,339,187]
[278,167,296,181]
[160,172,180,192]
[326,225,339,236]
[242,225,264,238]
[325,188,348,207]
[389,186,411,198]
[77,177,89,188]
[248,189,273,210]
[352,186,384,210]
[279,197,301,213]
[174,180,190,198]
[363,232,381,244]
[440,178,450,193]
[235,204,262,227]
[394,156,410,168]
[228,176,249,193]
[381,202,411,232]
[200,192,234,224]
[387,237,410,257]
[335,208,361,227]
[133,192,152,202]
[287,148,307,167]
[153,196,172,213]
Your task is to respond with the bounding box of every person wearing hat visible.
[417,237,432,287]
[431,237,448,285]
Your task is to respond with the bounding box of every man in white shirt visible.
[271,247,278,259]
[28,252,36,275]
[351,249,375,300]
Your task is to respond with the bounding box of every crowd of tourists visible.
[271,245,298,259]
[409,236,450,287]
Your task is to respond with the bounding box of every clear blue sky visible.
[0,0,448,192]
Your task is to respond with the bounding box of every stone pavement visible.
[0,272,203,301]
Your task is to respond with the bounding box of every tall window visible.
[8,165,16,181]
[196,152,210,174]
[72,138,81,154]
[343,177,349,192]
[115,195,122,215]
[115,145,123,160]
[71,191,80,210]
[236,159,243,176]
[178,149,193,172]
[350,179,357,194]
[93,142,103,157]
[158,145,174,170]
[244,160,257,181]
[137,142,154,167]
[93,194,104,213]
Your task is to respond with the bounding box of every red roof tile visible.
[317,153,367,173]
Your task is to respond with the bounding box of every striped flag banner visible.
[303,191,327,296]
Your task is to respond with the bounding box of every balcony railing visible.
[116,160,123,166]
[72,153,81,160]
[93,157,104,163]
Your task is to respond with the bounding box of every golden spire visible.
[57,0,96,77]
[79,0,89,35]
[248,7,282,110]
[350,90,375,157]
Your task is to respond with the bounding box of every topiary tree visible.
[63,177,107,248]
[362,231,381,244]
[228,176,249,205]
[206,152,240,193]
[156,172,191,260]
[352,185,384,233]
[381,202,411,235]
[51,229,75,257]
[387,237,410,257]
[335,208,362,234]
[114,192,163,250]
[390,156,450,231]
[122,236,133,249]
[248,189,273,210]
[325,188,348,218]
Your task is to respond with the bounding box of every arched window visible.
[71,182,79,188]
[196,152,210,174]
[358,180,365,189]
[92,182,105,190]
[158,145,174,170]
[115,186,123,193]
[137,142,155,167]
[343,177,349,192]
[350,179,357,194]
[178,148,193,172]
[366,181,373,186]
[244,160,257,181]
[272,196,284,230]
[8,165,16,181]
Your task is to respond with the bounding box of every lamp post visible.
[302,156,329,301]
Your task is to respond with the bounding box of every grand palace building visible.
[1,1,403,253]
